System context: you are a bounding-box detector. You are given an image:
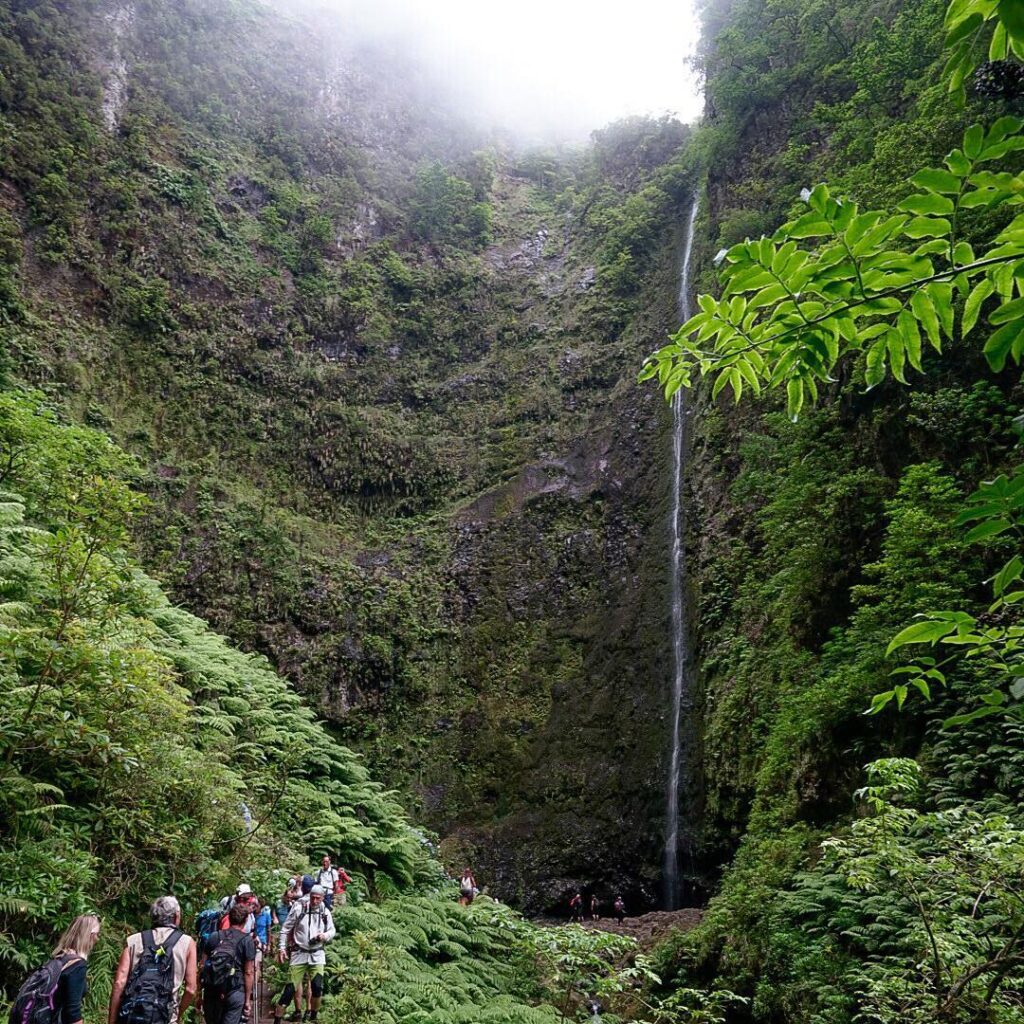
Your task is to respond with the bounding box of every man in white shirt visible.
[277,886,335,1023]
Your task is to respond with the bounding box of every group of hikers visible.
[568,892,626,924]
[8,856,351,1024]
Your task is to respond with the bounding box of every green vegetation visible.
[0,392,667,1023]
[642,1,1024,1020]
[0,0,698,904]
[0,389,421,979]
[5,0,1024,1020]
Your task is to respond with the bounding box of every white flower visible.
[713,248,729,266]
[800,187,812,202]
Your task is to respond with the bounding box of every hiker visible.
[198,902,256,1024]
[457,869,477,906]
[276,878,300,930]
[314,856,349,911]
[254,899,275,952]
[333,864,352,908]
[589,895,600,921]
[195,906,223,950]
[220,886,258,936]
[569,892,583,923]
[613,896,626,924]
[271,868,316,1014]
[9,915,101,1024]
[108,896,197,1024]
[276,885,335,1022]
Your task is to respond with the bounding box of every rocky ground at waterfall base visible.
[536,908,703,947]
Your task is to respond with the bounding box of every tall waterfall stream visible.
[663,197,700,910]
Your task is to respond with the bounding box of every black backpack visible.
[116,930,183,1024]
[8,955,80,1024]
[200,930,245,998]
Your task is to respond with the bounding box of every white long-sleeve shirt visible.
[279,898,335,965]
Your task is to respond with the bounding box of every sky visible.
[289,0,704,141]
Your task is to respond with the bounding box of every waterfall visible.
[663,196,700,910]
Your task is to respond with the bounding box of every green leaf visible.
[945,10,984,45]
[783,211,832,238]
[946,46,973,101]
[865,690,895,716]
[736,359,762,395]
[911,289,941,351]
[898,193,956,216]
[964,517,1013,542]
[990,296,1024,324]
[747,284,788,309]
[953,241,975,265]
[927,282,955,341]
[887,619,957,655]
[887,329,907,383]
[998,0,1024,41]
[909,677,931,700]
[944,705,1002,727]
[898,309,922,371]
[990,17,1010,59]
[992,555,1023,596]
[909,168,963,194]
[946,149,972,176]
[983,321,1024,371]
[964,123,986,160]
[786,377,804,421]
[864,338,886,389]
[986,115,1024,144]
[963,278,994,337]
[903,216,952,238]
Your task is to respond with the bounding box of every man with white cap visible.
[277,885,334,1022]
[219,884,258,939]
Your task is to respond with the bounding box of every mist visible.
[272,0,703,142]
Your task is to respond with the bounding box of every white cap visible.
[310,885,326,896]
[236,883,252,895]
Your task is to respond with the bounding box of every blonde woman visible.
[11,916,101,1024]
[47,915,101,1024]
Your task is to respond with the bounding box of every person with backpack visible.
[276,886,334,1023]
[457,869,477,906]
[613,896,626,924]
[198,903,256,1024]
[9,914,101,1024]
[194,907,222,950]
[108,896,196,1024]
[313,858,349,912]
[589,895,600,921]
[219,886,257,938]
[275,879,299,935]
[568,892,583,923]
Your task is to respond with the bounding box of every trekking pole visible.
[252,948,262,1024]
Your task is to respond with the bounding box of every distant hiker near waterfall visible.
[458,868,478,906]
[569,893,584,923]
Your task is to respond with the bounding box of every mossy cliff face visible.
[0,0,696,908]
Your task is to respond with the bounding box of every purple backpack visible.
[8,955,79,1024]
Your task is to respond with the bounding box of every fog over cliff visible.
[272,0,704,141]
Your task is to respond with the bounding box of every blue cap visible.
[301,874,314,894]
